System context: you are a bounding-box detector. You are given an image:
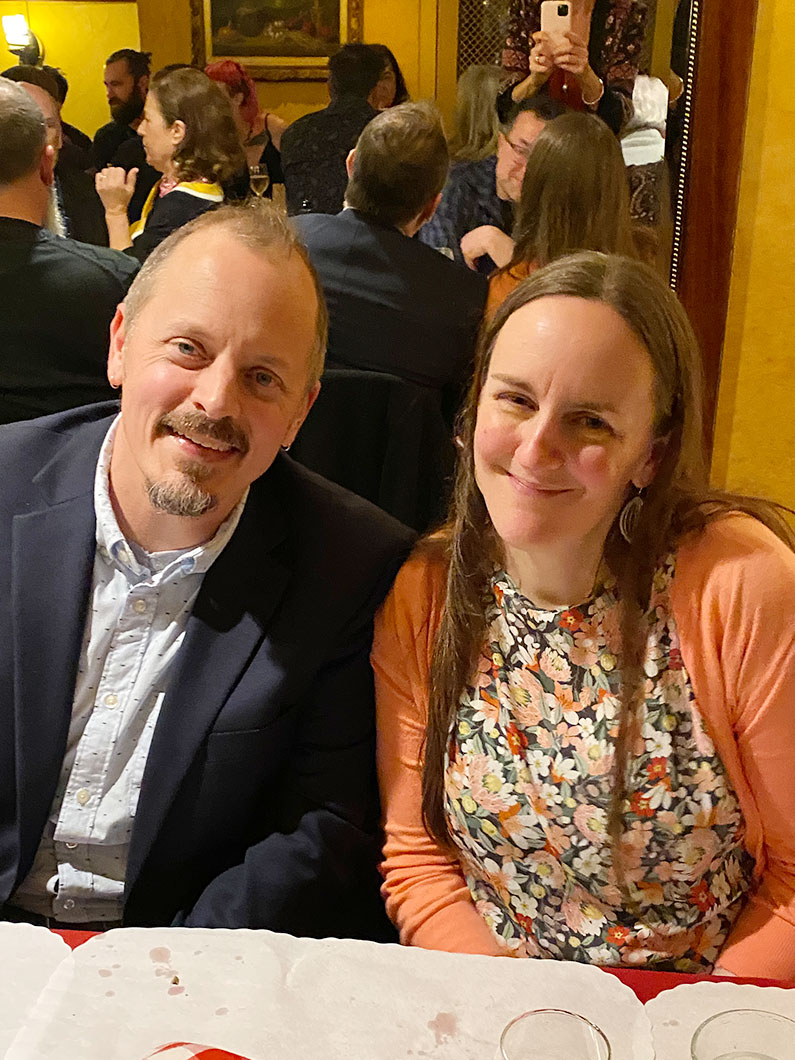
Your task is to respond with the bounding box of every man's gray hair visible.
[0,78,47,186]
[123,201,328,387]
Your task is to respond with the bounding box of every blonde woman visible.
[447,65,502,163]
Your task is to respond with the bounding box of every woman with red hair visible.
[205,59,286,204]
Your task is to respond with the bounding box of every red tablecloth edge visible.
[603,965,795,1003]
[55,930,795,1003]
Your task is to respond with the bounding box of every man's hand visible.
[95,166,138,215]
[460,226,515,271]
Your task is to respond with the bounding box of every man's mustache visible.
[157,410,250,456]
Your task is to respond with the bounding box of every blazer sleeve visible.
[672,516,795,978]
[177,627,388,935]
[372,552,505,954]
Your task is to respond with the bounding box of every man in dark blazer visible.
[0,203,413,935]
[292,102,487,408]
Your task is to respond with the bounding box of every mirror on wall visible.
[453,0,699,288]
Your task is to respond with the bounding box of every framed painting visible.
[190,0,363,81]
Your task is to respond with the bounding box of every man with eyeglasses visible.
[418,95,565,271]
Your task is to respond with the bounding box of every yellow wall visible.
[712,0,795,508]
[0,1,140,136]
[136,0,449,126]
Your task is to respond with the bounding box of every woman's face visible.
[139,92,184,173]
[473,295,662,561]
[370,62,397,110]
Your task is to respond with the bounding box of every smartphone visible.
[540,1,573,45]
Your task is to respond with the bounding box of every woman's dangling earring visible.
[619,488,645,544]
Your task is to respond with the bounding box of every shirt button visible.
[133,599,147,614]
[104,693,119,708]
[65,842,78,850]
[63,898,76,911]
[76,788,91,806]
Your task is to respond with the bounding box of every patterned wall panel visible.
[456,0,510,74]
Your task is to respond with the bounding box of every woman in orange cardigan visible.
[373,252,795,978]
[478,111,635,320]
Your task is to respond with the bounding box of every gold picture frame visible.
[190,0,363,81]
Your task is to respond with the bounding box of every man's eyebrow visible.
[164,324,292,368]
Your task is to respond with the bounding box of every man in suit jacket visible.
[0,79,137,426]
[0,202,413,934]
[292,102,487,406]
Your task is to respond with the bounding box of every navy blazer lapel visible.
[126,476,291,891]
[11,417,109,874]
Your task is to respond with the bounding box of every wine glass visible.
[248,164,270,198]
[499,1008,611,1060]
[690,1009,795,1060]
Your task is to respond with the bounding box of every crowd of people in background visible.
[2,5,795,985]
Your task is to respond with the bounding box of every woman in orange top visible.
[481,111,635,319]
[373,252,795,978]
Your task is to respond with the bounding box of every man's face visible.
[19,82,62,154]
[107,228,321,542]
[495,111,547,203]
[104,59,145,124]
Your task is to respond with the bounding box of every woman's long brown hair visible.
[422,253,795,881]
[507,111,636,270]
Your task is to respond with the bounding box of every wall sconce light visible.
[2,14,44,66]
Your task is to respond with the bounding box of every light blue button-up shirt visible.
[12,417,247,922]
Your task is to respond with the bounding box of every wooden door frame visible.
[677,0,760,445]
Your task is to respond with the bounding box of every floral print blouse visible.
[444,558,753,971]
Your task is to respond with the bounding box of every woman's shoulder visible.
[672,512,795,608]
[391,537,450,602]
[378,537,449,638]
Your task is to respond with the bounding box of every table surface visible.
[53,929,795,1004]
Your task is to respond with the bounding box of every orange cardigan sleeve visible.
[485,261,537,322]
[372,551,504,954]
[671,515,795,978]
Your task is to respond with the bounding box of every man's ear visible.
[422,191,443,226]
[633,433,670,489]
[345,148,356,179]
[107,304,127,389]
[138,74,150,98]
[283,381,321,449]
[39,144,56,188]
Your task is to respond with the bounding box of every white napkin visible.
[0,924,71,1056]
[6,928,654,1059]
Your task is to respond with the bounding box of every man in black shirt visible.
[2,65,108,245]
[92,48,151,171]
[280,44,384,216]
[0,80,138,425]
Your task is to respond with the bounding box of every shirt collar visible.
[93,415,248,582]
